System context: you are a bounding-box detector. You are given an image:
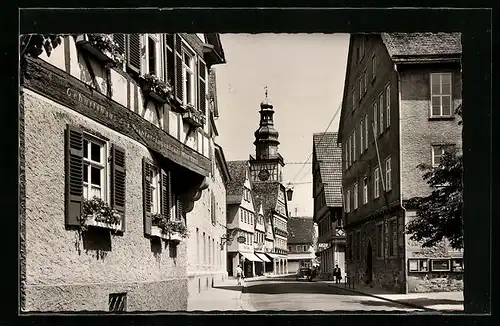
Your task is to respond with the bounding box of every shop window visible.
[451,258,464,272]
[408,259,429,272]
[431,259,451,272]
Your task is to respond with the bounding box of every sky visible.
[215,33,349,218]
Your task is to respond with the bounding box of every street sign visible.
[237,236,246,243]
[318,243,329,248]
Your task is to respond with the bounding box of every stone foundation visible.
[24,278,187,312]
[407,273,463,293]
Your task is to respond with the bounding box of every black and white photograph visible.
[17,8,491,316]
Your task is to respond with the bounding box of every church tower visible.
[249,87,285,183]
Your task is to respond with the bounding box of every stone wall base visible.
[23,279,187,312]
[407,273,464,293]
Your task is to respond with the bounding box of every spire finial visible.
[264,85,268,99]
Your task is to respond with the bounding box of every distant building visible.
[312,132,346,280]
[287,217,316,272]
[338,33,463,293]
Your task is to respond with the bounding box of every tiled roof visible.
[287,216,314,244]
[252,182,280,219]
[226,160,249,204]
[313,132,343,207]
[381,33,462,58]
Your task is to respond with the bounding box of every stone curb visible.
[326,284,438,312]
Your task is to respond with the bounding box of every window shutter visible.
[176,197,183,222]
[113,34,126,56]
[111,144,126,232]
[65,125,84,227]
[174,34,183,104]
[160,169,170,220]
[198,59,206,114]
[142,158,152,235]
[127,34,141,74]
[165,34,175,87]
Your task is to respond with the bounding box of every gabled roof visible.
[381,32,462,60]
[226,160,249,204]
[287,216,314,244]
[252,182,281,219]
[214,143,231,185]
[313,132,343,207]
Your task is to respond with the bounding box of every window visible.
[430,73,452,117]
[143,34,162,78]
[432,145,454,167]
[296,245,301,252]
[364,113,369,149]
[353,183,358,210]
[352,131,356,163]
[385,84,391,128]
[376,224,383,258]
[347,138,350,167]
[148,165,161,214]
[373,103,378,137]
[379,93,384,133]
[240,209,243,222]
[352,89,356,111]
[371,54,376,80]
[451,258,464,272]
[182,46,196,106]
[345,189,351,213]
[83,135,107,201]
[360,119,364,156]
[303,245,308,252]
[196,228,200,263]
[288,245,292,252]
[363,70,367,94]
[408,259,429,272]
[362,177,368,204]
[431,259,451,272]
[385,157,392,191]
[360,36,365,58]
[374,166,380,198]
[388,219,397,257]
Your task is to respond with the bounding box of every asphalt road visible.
[241,276,423,311]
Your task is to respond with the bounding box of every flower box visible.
[138,74,173,104]
[141,86,168,104]
[84,213,122,231]
[151,226,184,242]
[75,34,114,63]
[182,108,206,128]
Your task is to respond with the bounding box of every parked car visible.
[295,267,311,281]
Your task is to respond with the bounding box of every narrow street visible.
[241,275,422,311]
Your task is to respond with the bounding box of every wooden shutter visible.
[65,125,84,227]
[142,158,152,235]
[198,59,206,114]
[176,197,183,222]
[111,144,126,232]
[127,34,141,74]
[113,34,126,56]
[160,169,170,220]
[174,34,183,103]
[165,34,175,87]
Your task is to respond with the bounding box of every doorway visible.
[366,240,373,284]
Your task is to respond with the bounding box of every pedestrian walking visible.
[236,264,244,285]
[333,264,342,284]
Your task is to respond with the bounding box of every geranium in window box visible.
[75,34,125,66]
[138,74,173,104]
[151,213,189,242]
[79,197,123,232]
[182,104,206,128]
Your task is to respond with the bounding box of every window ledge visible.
[429,116,455,121]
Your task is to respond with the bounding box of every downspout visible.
[395,63,408,294]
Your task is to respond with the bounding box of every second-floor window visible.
[360,119,364,156]
[432,144,454,167]
[143,34,162,78]
[182,47,196,106]
[303,245,308,252]
[385,84,391,128]
[352,130,356,163]
[430,73,452,117]
[296,245,301,252]
[374,166,380,198]
[364,113,369,150]
[379,93,384,133]
[373,102,378,137]
[385,157,392,191]
[83,135,107,201]
[353,183,358,210]
[362,177,368,204]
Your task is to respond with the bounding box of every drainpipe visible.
[395,63,408,294]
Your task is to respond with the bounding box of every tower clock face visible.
[258,169,270,181]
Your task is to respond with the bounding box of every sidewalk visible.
[187,278,244,311]
[323,281,464,311]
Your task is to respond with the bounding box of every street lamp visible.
[286,182,294,201]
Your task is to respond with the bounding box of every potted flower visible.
[151,213,189,242]
[79,197,123,232]
[75,34,125,66]
[182,103,206,128]
[138,74,173,104]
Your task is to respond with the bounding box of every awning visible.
[240,252,263,262]
[265,253,280,259]
[255,253,271,262]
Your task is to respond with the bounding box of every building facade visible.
[20,33,225,311]
[338,33,463,293]
[287,217,316,272]
[226,161,263,278]
[312,132,346,280]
